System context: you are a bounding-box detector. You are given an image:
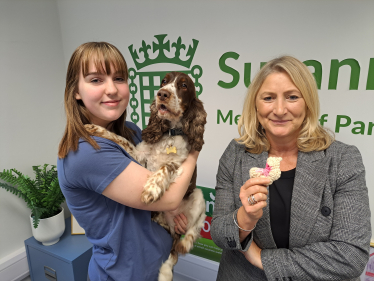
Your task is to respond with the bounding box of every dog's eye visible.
[181,83,187,89]
[161,79,167,86]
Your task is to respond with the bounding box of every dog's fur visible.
[85,71,207,281]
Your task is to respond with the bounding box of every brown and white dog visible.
[85,71,207,281]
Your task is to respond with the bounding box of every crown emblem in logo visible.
[129,34,199,70]
[128,34,202,129]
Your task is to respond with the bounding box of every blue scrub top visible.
[57,122,173,281]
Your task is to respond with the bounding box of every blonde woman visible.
[211,56,371,280]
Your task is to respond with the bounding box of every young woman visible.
[57,42,198,281]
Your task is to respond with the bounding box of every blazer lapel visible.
[289,150,330,248]
[242,151,277,249]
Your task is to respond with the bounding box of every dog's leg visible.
[84,124,141,162]
[158,235,179,281]
[175,189,206,254]
[141,163,182,204]
[158,253,178,281]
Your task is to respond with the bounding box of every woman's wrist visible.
[237,207,257,231]
[233,211,256,232]
[237,207,257,242]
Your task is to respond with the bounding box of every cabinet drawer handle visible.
[44,266,57,281]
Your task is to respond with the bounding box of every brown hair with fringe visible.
[58,42,134,159]
[236,56,334,153]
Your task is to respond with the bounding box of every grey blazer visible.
[211,140,371,281]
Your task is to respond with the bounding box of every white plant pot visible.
[30,207,65,246]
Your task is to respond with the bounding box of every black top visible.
[269,168,295,249]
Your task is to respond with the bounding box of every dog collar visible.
[168,128,184,136]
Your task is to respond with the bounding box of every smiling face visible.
[256,71,306,144]
[75,59,129,128]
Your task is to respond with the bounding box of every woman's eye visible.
[90,78,100,83]
[115,77,125,82]
[289,95,299,101]
[263,96,272,101]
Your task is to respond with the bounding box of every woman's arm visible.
[211,152,269,253]
[211,140,244,250]
[102,150,199,212]
[211,140,269,251]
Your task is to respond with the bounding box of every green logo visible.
[128,34,203,129]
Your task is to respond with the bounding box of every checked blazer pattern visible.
[211,140,371,281]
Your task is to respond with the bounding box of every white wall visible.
[0,0,373,275]
[0,0,67,260]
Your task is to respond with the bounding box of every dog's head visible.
[142,72,207,151]
[155,72,196,122]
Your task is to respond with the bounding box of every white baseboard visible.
[174,254,219,281]
[0,247,29,281]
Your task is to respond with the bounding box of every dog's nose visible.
[157,90,170,101]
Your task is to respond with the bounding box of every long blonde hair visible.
[236,56,334,153]
[58,42,134,159]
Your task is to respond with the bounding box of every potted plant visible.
[0,164,66,246]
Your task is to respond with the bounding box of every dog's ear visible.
[142,100,169,143]
[182,98,207,151]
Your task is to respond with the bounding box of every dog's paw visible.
[84,124,107,136]
[175,234,195,254]
[141,171,168,204]
[141,184,162,204]
[158,254,177,281]
[84,124,97,134]
[141,191,157,204]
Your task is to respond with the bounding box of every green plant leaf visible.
[0,164,65,223]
